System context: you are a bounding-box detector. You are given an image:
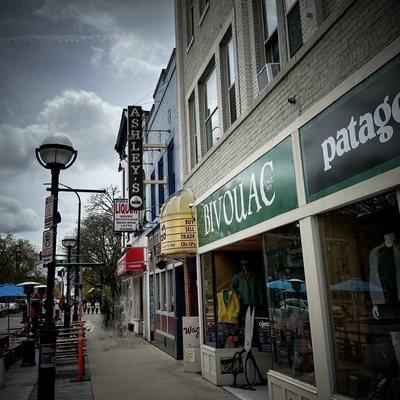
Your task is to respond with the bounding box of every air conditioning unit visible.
[257,63,280,93]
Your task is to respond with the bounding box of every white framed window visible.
[225,36,237,125]
[161,271,166,311]
[186,0,195,47]
[188,93,199,167]
[284,0,303,57]
[257,0,281,92]
[203,66,221,151]
[167,269,174,312]
[155,273,160,310]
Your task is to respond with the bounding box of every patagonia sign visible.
[196,137,297,247]
[300,54,400,202]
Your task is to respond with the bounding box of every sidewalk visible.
[1,357,37,400]
[86,314,237,400]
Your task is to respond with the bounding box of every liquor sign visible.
[42,229,53,264]
[127,105,144,210]
[44,196,54,229]
[196,137,297,247]
[113,199,139,232]
[300,54,400,202]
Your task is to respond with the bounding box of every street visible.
[0,312,24,332]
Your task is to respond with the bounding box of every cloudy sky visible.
[0,0,175,250]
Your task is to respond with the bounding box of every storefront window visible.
[161,271,166,311]
[264,222,315,385]
[321,190,400,399]
[202,253,216,347]
[201,247,269,350]
[155,273,160,310]
[168,269,174,312]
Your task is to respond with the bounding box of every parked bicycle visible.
[231,306,267,389]
[231,346,266,389]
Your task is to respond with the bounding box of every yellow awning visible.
[160,189,197,257]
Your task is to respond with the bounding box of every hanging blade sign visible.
[127,105,143,210]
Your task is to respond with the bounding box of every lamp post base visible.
[37,328,56,400]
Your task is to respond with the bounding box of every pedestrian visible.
[95,301,100,314]
[91,301,95,314]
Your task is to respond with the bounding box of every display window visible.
[263,222,315,385]
[201,238,269,350]
[320,190,400,399]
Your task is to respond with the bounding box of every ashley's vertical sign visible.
[127,105,143,210]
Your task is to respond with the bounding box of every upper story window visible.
[158,157,164,211]
[167,141,176,195]
[284,0,303,57]
[262,0,279,63]
[150,170,156,216]
[225,36,237,125]
[188,93,199,168]
[186,0,195,46]
[257,0,303,92]
[258,0,281,91]
[199,0,209,17]
[204,66,220,151]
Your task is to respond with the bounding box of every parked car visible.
[8,302,19,313]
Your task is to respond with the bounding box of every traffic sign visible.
[42,230,53,264]
[44,196,54,229]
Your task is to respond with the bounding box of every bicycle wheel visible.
[245,352,256,386]
[232,351,242,375]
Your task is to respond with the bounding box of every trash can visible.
[20,339,36,367]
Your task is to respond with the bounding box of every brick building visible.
[174,0,400,399]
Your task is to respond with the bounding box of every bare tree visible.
[79,186,121,302]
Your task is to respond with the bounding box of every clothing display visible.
[230,271,262,305]
[369,236,400,380]
[369,242,400,305]
[217,289,240,323]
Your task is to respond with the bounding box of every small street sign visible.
[44,196,55,229]
[42,229,53,264]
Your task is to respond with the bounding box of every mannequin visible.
[369,232,400,367]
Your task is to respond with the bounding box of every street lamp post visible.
[35,133,77,400]
[45,184,106,321]
[62,235,77,328]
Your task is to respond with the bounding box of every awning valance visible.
[160,189,197,258]
[117,247,146,276]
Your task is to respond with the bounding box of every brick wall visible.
[175,0,400,199]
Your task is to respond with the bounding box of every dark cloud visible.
[0,195,39,233]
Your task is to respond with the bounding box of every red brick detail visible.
[167,316,175,336]
[184,258,198,316]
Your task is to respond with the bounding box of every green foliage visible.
[0,233,46,284]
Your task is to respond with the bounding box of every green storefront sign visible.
[197,137,297,247]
